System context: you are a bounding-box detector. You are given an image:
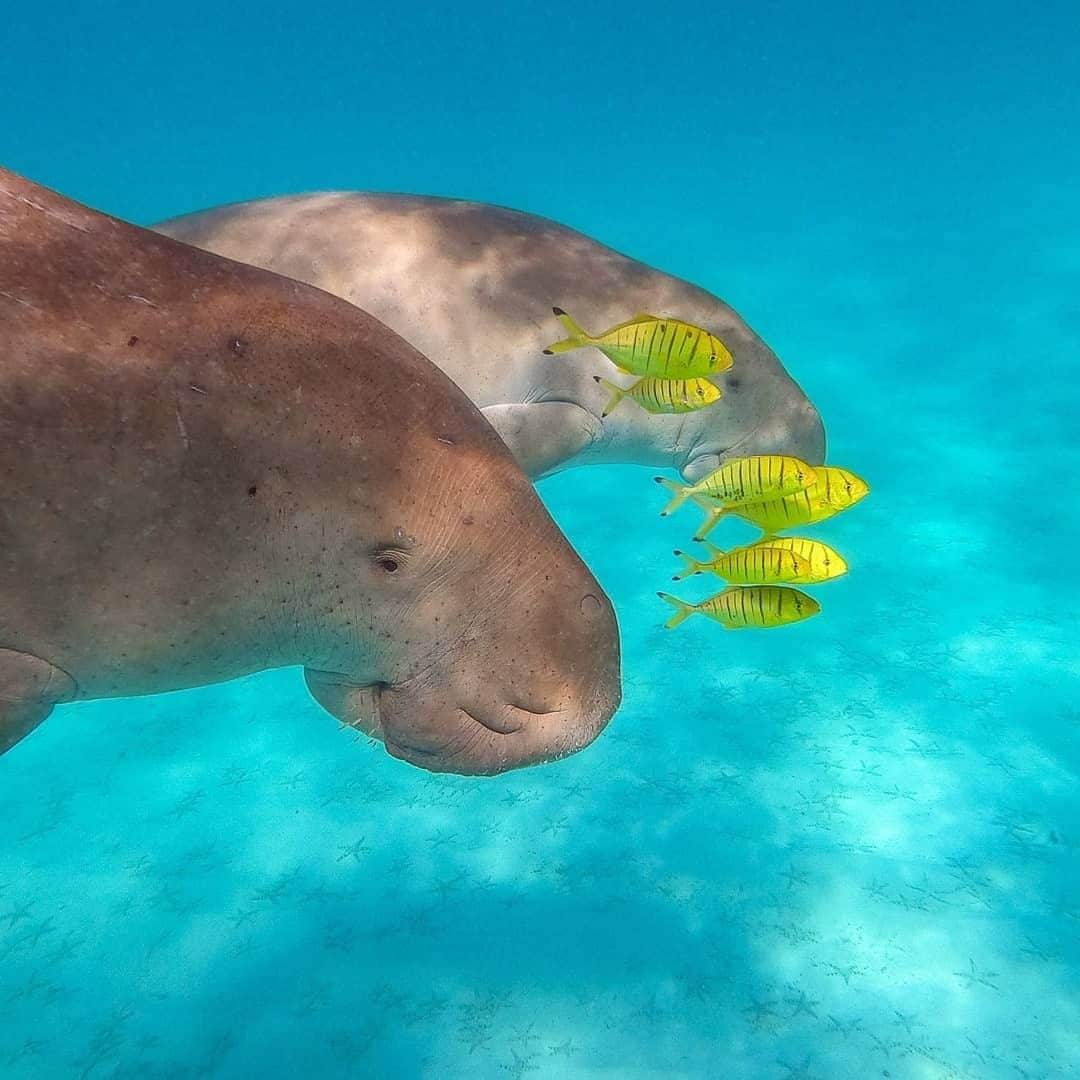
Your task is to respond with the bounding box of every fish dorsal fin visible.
[598,312,664,335]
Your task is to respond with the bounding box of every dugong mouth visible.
[681,452,722,484]
[304,670,613,776]
[379,700,599,776]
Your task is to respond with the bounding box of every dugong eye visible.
[372,549,409,574]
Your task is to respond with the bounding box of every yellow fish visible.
[658,586,821,630]
[655,455,816,515]
[746,536,848,583]
[544,308,734,378]
[594,375,721,418]
[671,542,812,585]
[692,467,869,540]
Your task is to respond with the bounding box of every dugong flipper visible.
[155,194,825,482]
[0,649,77,755]
[0,169,620,775]
[482,400,605,479]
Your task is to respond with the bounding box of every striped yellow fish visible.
[692,466,869,540]
[544,308,734,378]
[658,586,821,630]
[594,375,721,418]
[671,542,812,585]
[655,455,816,515]
[747,536,848,583]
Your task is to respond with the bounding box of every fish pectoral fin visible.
[480,402,602,480]
[751,545,813,577]
[787,552,814,576]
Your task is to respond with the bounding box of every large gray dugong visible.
[0,168,620,776]
[156,194,825,483]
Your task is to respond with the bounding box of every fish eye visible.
[844,482,853,495]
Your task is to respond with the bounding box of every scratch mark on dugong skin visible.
[0,290,38,309]
[173,398,191,453]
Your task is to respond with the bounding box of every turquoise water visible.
[3,3,1080,1077]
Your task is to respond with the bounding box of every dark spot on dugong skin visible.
[229,337,248,356]
[127,335,138,346]
[726,376,741,391]
[247,485,258,497]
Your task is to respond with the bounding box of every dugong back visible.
[157,192,826,480]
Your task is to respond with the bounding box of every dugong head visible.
[572,319,826,485]
[303,401,621,776]
[673,360,826,484]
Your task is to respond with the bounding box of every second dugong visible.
[156,193,826,482]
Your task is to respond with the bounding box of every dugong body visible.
[156,194,826,482]
[0,169,620,775]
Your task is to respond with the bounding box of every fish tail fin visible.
[692,502,729,541]
[654,476,690,516]
[542,307,590,355]
[657,592,695,630]
[670,550,702,580]
[593,376,625,417]
[553,307,588,339]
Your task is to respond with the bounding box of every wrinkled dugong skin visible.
[0,169,620,776]
[156,193,826,483]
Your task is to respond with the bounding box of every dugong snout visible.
[306,581,621,777]
[681,390,826,484]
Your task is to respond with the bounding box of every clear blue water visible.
[3,4,1080,1077]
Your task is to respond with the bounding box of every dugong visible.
[156,194,826,483]
[0,169,620,775]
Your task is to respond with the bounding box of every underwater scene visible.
[2,3,1079,1078]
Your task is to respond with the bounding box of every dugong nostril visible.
[580,593,601,617]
